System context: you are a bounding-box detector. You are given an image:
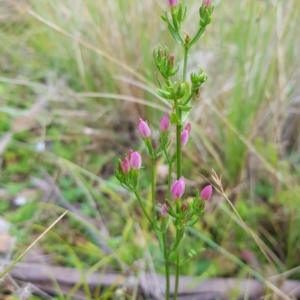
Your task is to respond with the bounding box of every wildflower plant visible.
[115,0,214,298]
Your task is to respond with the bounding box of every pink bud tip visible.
[201,185,213,201]
[139,118,151,138]
[166,0,178,7]
[130,151,142,170]
[169,55,175,68]
[160,115,170,132]
[171,176,185,199]
[203,0,212,8]
[181,129,189,146]
[161,204,168,217]
[181,202,188,212]
[128,149,134,159]
[121,157,130,173]
[184,122,191,133]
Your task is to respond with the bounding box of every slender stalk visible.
[163,232,170,299]
[151,156,156,217]
[174,114,182,300]
[174,45,189,300]
[167,162,172,200]
[134,191,153,226]
[173,228,181,300]
[162,148,172,299]
[175,103,182,181]
[182,90,194,106]
[183,46,189,82]
[189,27,205,48]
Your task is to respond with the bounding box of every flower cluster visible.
[115,115,213,227]
[115,150,142,190]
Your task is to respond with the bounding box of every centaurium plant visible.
[115,1,214,299]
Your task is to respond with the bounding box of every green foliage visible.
[59,177,85,203]
[255,178,275,200]
[0,112,10,132]
[7,202,38,223]
[0,199,9,212]
[254,138,278,167]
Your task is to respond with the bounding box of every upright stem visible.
[151,156,156,217]
[162,151,172,299]
[174,106,182,300]
[175,102,182,182]
[174,45,189,300]
[183,46,189,82]
[163,232,170,299]
[167,162,172,200]
[174,261,180,299]
[134,191,153,226]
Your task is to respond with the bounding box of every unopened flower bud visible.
[181,129,189,146]
[184,122,191,133]
[203,0,212,8]
[181,202,188,212]
[130,151,142,170]
[199,199,205,210]
[160,115,170,132]
[169,55,175,68]
[128,149,134,159]
[185,34,191,44]
[171,176,185,199]
[166,0,178,7]
[161,204,168,217]
[121,157,130,173]
[117,160,122,172]
[201,185,213,200]
[139,118,151,138]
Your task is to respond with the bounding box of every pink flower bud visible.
[169,55,175,68]
[160,115,170,132]
[128,149,134,159]
[130,151,142,170]
[161,204,168,217]
[184,122,191,133]
[171,176,185,199]
[166,0,178,7]
[181,129,189,146]
[121,157,130,173]
[201,185,213,200]
[139,118,151,138]
[203,0,212,8]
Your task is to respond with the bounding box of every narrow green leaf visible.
[178,105,192,112]
[170,112,182,125]
[156,89,173,99]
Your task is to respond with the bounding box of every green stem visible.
[163,232,170,299]
[162,149,172,299]
[167,162,172,200]
[174,44,189,300]
[151,156,156,218]
[182,91,194,106]
[183,47,189,82]
[174,259,180,300]
[175,107,182,181]
[174,110,182,300]
[189,27,205,48]
[134,191,153,226]
[173,229,184,300]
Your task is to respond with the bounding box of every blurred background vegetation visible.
[0,0,300,298]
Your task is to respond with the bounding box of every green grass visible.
[1,0,300,298]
